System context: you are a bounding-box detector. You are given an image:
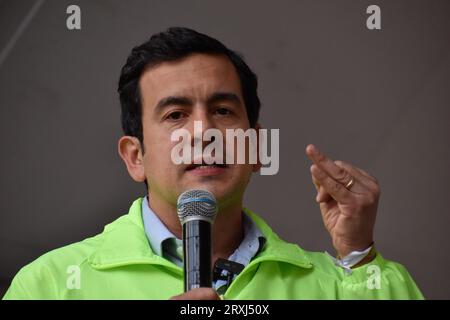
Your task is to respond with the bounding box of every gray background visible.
[0,0,449,299]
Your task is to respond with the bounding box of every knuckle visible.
[335,167,349,183]
[373,184,381,197]
[332,182,342,193]
[364,193,378,207]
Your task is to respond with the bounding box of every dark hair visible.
[118,27,261,146]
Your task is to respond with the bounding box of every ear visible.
[252,123,263,173]
[118,136,146,182]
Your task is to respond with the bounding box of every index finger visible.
[305,144,352,186]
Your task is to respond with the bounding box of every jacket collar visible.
[243,208,313,269]
[87,198,180,272]
[88,198,312,270]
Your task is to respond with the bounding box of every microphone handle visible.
[183,219,212,291]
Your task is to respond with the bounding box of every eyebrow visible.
[155,96,192,113]
[206,92,242,106]
[154,91,242,114]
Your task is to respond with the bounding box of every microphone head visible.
[177,189,218,225]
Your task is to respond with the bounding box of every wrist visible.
[326,243,376,274]
[335,240,374,259]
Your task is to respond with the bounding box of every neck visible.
[147,192,244,263]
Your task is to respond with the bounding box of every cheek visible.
[143,138,178,174]
[145,146,176,171]
[144,125,176,156]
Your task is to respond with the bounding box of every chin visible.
[182,179,237,199]
[209,184,246,208]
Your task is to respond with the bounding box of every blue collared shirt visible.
[141,196,265,292]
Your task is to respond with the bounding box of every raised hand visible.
[306,144,379,258]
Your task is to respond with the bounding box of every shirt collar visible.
[142,195,266,267]
[227,212,266,266]
[141,196,181,257]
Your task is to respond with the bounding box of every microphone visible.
[177,189,217,292]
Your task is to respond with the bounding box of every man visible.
[3,27,423,299]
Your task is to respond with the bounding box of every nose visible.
[187,107,217,152]
[191,107,215,133]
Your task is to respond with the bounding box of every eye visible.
[166,111,186,121]
[215,107,231,116]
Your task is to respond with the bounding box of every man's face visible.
[139,53,257,210]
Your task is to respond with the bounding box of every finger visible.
[310,164,352,203]
[170,288,220,300]
[336,159,377,183]
[334,160,379,194]
[310,166,332,202]
[311,172,320,191]
[314,185,330,203]
[306,144,353,187]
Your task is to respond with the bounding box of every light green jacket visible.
[3,198,424,299]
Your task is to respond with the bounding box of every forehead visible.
[139,53,242,108]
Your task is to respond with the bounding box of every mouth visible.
[185,161,228,176]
